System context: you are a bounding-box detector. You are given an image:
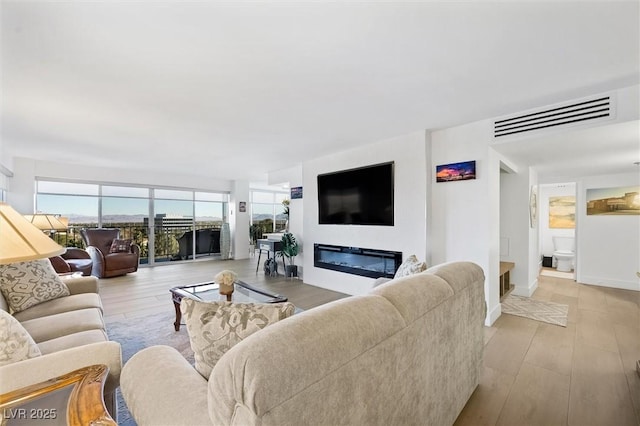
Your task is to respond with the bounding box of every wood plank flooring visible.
[99,259,640,425]
[456,274,640,426]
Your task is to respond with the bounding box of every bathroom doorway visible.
[538,182,577,280]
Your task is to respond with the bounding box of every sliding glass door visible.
[36,180,229,266]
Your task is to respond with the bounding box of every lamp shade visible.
[57,216,70,228]
[24,214,68,231]
[0,203,65,264]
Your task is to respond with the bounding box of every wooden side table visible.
[0,364,116,426]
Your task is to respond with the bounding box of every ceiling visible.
[1,1,639,183]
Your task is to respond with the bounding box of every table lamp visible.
[0,203,65,264]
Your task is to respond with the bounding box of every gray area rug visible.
[106,310,194,426]
[501,295,569,327]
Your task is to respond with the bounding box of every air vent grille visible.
[494,96,611,138]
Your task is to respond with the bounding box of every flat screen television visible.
[317,162,394,226]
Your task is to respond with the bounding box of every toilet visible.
[553,236,575,272]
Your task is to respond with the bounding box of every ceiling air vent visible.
[494,96,612,138]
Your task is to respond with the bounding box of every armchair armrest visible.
[0,341,122,396]
[63,247,91,260]
[49,256,72,274]
[60,276,99,295]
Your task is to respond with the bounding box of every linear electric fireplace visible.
[314,244,403,278]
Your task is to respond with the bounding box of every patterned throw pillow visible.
[109,239,132,253]
[394,254,427,279]
[0,310,42,366]
[181,298,296,379]
[0,259,70,314]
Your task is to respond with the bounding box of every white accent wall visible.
[577,172,639,291]
[302,131,429,296]
[430,119,503,325]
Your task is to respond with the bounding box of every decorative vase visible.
[219,222,231,260]
[219,282,234,297]
[215,269,237,301]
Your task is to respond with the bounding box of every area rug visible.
[501,295,569,327]
[106,310,193,426]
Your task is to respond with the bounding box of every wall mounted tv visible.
[317,162,394,226]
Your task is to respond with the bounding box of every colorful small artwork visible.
[586,186,640,215]
[290,186,303,199]
[549,196,575,228]
[436,161,476,182]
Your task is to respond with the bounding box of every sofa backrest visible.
[81,228,120,254]
[208,261,485,426]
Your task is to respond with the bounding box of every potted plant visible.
[249,224,263,254]
[278,232,299,278]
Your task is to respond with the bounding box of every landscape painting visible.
[436,160,476,182]
[586,185,640,215]
[549,196,575,228]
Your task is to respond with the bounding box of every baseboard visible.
[511,278,538,297]
[485,302,501,326]
[580,275,640,292]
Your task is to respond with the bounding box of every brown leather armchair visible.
[49,248,93,276]
[81,228,140,278]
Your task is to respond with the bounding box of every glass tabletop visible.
[170,280,287,304]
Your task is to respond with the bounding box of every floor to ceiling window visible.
[35,179,228,265]
[250,190,289,237]
[102,185,151,261]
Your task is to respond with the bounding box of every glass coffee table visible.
[170,281,288,331]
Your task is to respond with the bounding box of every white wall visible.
[230,180,250,260]
[302,131,428,296]
[431,119,501,324]
[499,160,539,296]
[577,172,639,291]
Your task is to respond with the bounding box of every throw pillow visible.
[0,259,70,314]
[109,239,132,253]
[394,254,427,279]
[0,310,42,366]
[181,298,295,379]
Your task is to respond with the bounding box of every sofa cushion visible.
[13,293,103,322]
[21,308,105,343]
[0,310,41,366]
[0,259,70,314]
[181,298,295,379]
[394,254,427,279]
[37,329,109,355]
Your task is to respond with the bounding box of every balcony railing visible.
[52,222,222,264]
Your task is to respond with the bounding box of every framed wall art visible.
[436,160,476,182]
[586,186,640,215]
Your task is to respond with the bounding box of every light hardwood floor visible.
[99,259,640,425]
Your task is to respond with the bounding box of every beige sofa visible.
[0,275,122,418]
[121,261,485,425]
